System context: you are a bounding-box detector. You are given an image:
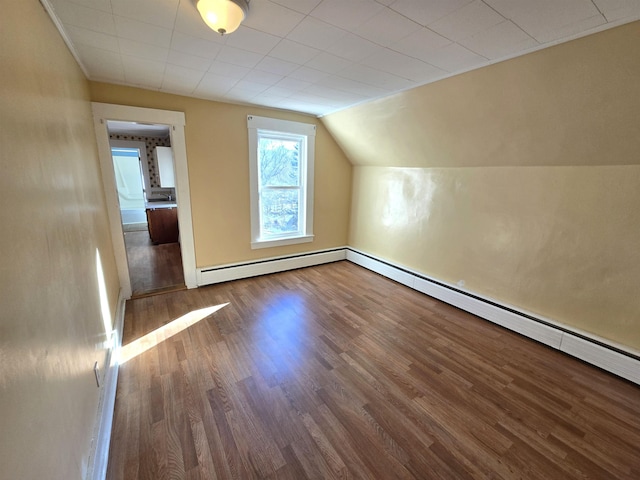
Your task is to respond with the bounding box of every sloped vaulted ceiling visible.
[320,21,640,169]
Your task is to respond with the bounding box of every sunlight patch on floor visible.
[119,303,228,364]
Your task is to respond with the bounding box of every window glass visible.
[248,116,315,249]
[259,137,300,187]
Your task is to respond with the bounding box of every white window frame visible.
[248,115,315,249]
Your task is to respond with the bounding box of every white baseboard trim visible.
[86,289,126,480]
[81,248,638,480]
[559,335,640,385]
[346,249,640,386]
[197,247,348,286]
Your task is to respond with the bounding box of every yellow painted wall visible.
[323,22,640,350]
[89,84,352,268]
[0,2,120,478]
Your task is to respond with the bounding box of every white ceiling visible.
[46,0,640,117]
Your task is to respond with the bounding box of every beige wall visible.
[323,22,640,350]
[89,84,352,267]
[0,2,120,478]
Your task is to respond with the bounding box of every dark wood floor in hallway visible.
[124,230,185,297]
[107,261,640,479]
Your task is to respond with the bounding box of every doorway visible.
[92,102,197,300]
[108,123,185,297]
[107,131,186,298]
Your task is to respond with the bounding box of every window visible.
[248,115,315,249]
[110,147,145,210]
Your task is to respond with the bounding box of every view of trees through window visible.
[258,135,302,237]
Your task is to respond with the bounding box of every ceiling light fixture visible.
[195,0,249,35]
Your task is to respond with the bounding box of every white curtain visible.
[112,152,145,210]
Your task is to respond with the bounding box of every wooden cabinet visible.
[146,207,178,244]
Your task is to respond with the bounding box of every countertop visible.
[145,201,177,209]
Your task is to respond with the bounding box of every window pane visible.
[261,189,300,236]
[258,137,300,187]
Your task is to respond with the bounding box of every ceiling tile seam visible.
[496,19,539,47]
[456,26,534,60]
[207,33,236,77]
[590,0,610,23]
[165,53,214,74]
[280,8,422,53]
[324,59,410,88]
[372,43,482,78]
[274,31,411,81]
[192,72,240,98]
[471,1,539,45]
[208,45,297,89]
[159,0,185,94]
[429,1,508,39]
[481,0,610,44]
[478,0,539,43]
[281,14,420,62]
[252,64,398,100]
[479,0,508,22]
[309,75,387,100]
[232,5,493,77]
[113,13,175,34]
[255,40,322,71]
[244,0,308,36]
[526,12,609,44]
[383,0,434,28]
[191,60,237,95]
[368,55,444,79]
[293,85,360,105]
[68,0,114,14]
[233,24,338,86]
[161,0,184,87]
[383,29,456,64]
[305,1,389,33]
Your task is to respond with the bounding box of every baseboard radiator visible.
[86,290,126,480]
[93,247,638,479]
[346,248,640,386]
[195,246,639,386]
[197,248,347,285]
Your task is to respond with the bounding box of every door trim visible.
[92,103,197,297]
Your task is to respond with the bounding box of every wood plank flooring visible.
[124,230,185,297]
[107,261,640,479]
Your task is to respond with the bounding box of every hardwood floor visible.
[107,261,640,479]
[124,230,185,297]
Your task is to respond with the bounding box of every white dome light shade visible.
[196,0,248,35]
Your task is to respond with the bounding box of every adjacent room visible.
[108,120,186,297]
[2,1,639,479]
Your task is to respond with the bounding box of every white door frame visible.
[92,102,197,298]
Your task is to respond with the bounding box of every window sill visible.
[251,235,314,250]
